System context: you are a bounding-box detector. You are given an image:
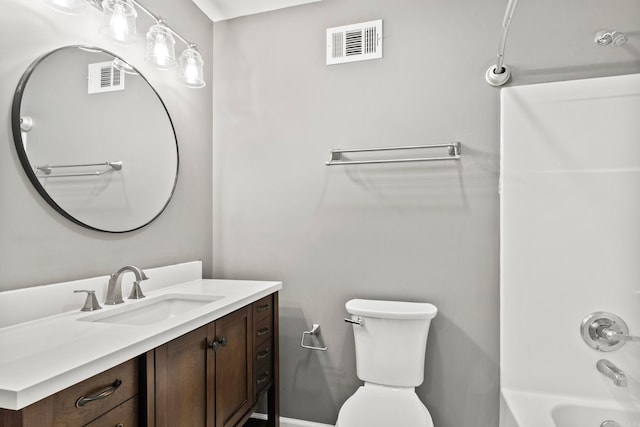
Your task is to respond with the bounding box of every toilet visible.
[336,299,438,427]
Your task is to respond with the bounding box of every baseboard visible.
[251,413,334,427]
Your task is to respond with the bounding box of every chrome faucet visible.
[105,265,148,305]
[596,359,627,387]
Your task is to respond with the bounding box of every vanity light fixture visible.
[145,21,177,70]
[100,0,137,44]
[42,0,206,88]
[113,57,137,74]
[44,0,87,15]
[178,45,206,88]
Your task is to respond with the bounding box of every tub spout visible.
[596,359,627,387]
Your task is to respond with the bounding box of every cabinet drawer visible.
[50,358,138,426]
[254,315,273,346]
[84,395,138,427]
[255,339,273,370]
[254,362,272,396]
[253,295,273,323]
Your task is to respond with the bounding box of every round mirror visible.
[12,45,179,233]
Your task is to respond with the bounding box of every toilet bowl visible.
[335,384,433,427]
[336,299,437,427]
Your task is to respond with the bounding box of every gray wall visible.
[211,0,640,426]
[0,1,213,290]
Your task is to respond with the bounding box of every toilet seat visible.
[336,384,434,427]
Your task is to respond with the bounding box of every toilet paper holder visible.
[300,324,328,351]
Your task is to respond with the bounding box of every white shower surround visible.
[500,73,640,426]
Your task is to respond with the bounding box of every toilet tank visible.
[346,299,438,387]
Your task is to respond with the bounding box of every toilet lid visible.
[337,385,434,427]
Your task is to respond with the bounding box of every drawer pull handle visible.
[116,424,124,427]
[257,304,270,312]
[257,328,270,337]
[75,379,122,408]
[257,372,270,385]
[257,348,270,359]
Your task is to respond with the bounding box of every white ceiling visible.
[191,0,322,22]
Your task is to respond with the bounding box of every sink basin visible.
[78,294,224,326]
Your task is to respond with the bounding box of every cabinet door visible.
[155,324,215,427]
[214,306,254,427]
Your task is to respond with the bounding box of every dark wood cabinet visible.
[149,294,279,427]
[151,307,254,427]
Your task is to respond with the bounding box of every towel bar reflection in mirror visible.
[34,161,123,178]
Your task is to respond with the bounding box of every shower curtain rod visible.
[486,0,519,87]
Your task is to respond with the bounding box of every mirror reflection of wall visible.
[14,46,179,233]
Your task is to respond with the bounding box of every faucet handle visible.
[601,328,640,343]
[74,290,102,312]
[128,281,146,300]
[581,312,636,352]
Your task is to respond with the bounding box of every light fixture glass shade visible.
[100,0,137,44]
[112,58,138,75]
[43,0,86,15]
[145,23,177,70]
[178,47,206,88]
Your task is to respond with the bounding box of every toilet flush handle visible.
[344,316,364,326]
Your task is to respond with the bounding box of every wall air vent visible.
[326,19,383,65]
[87,61,125,94]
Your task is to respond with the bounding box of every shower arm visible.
[486,0,519,86]
[495,0,518,73]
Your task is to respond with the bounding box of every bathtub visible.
[501,389,640,427]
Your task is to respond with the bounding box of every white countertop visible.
[0,278,282,410]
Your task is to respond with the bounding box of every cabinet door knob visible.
[208,337,227,352]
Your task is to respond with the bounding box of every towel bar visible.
[325,142,461,166]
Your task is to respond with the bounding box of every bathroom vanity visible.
[0,263,281,427]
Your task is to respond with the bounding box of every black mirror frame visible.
[11,45,179,233]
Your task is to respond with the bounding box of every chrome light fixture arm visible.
[127,0,193,48]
